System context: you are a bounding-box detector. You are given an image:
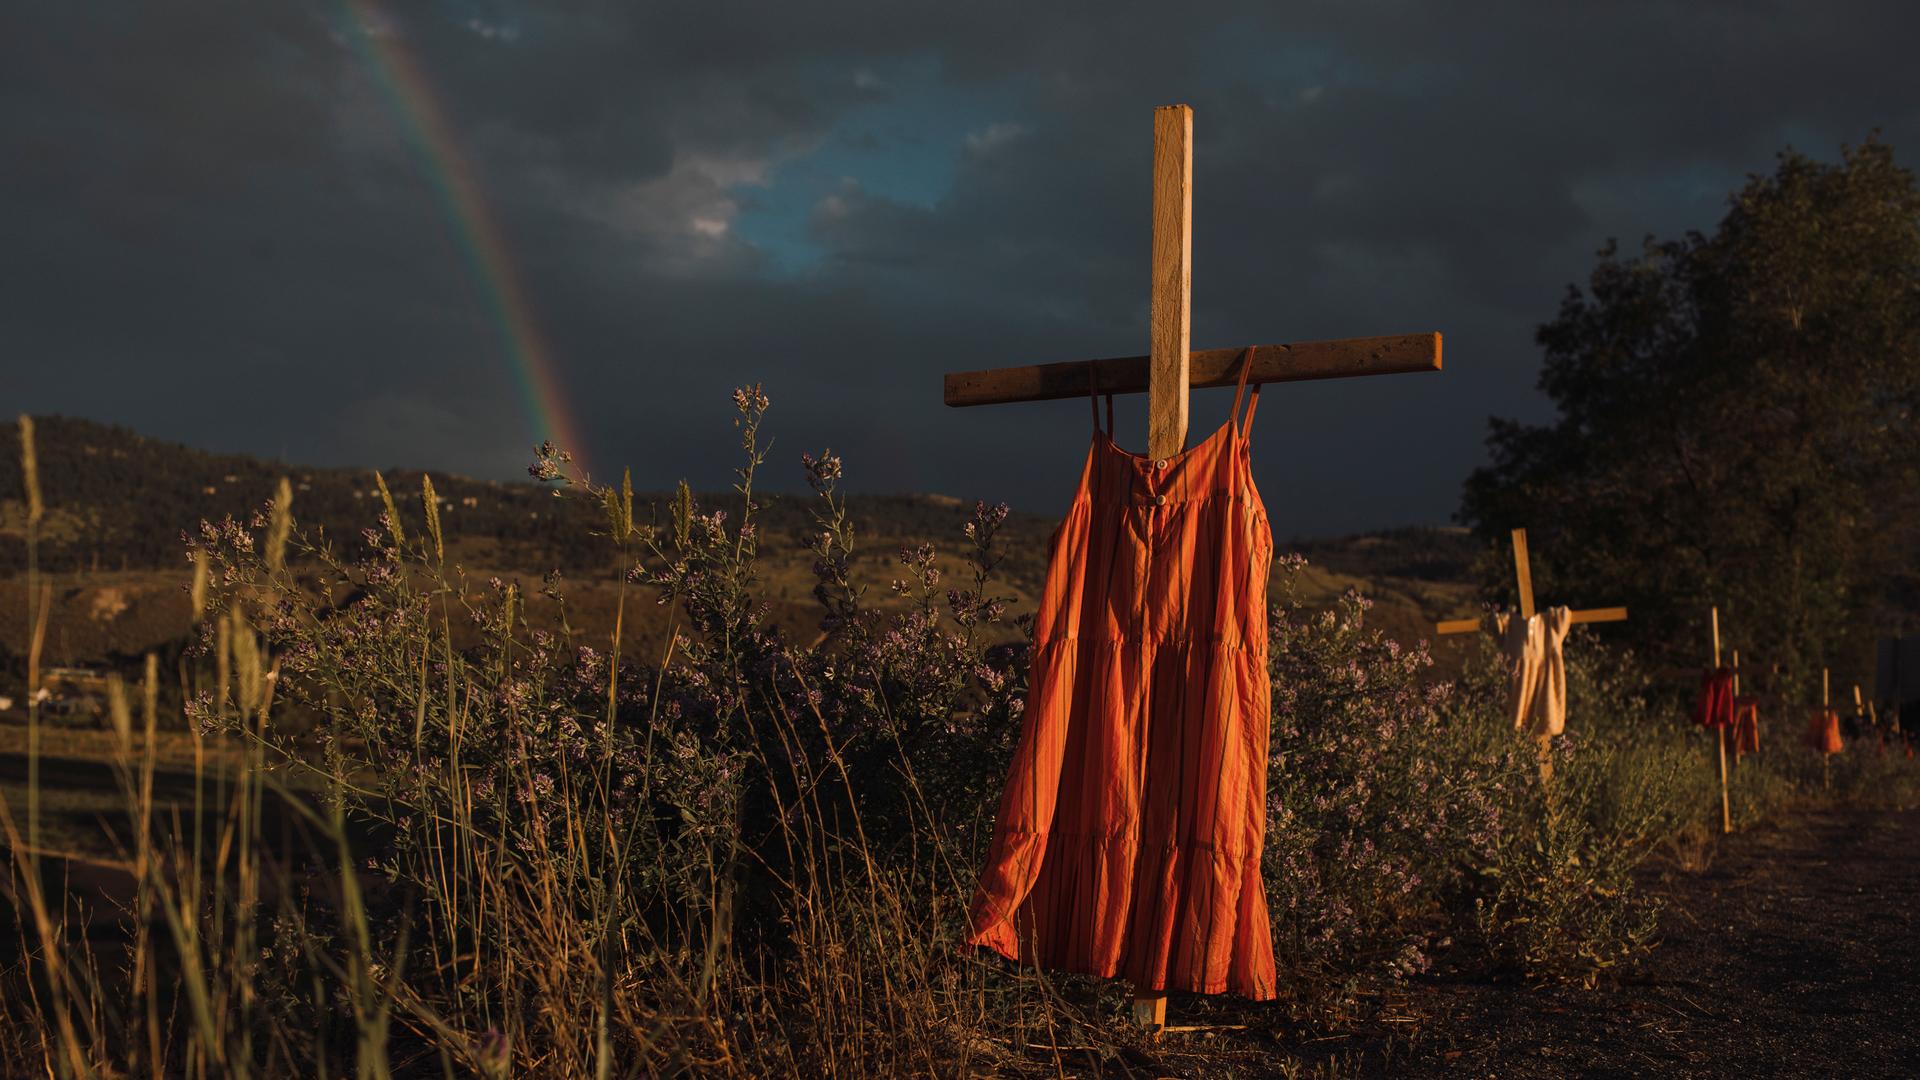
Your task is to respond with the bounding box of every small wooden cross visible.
[944,104,1442,1033]
[1434,528,1628,636]
[1435,528,1626,781]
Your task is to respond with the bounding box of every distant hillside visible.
[3,415,1482,675]
[0,415,1057,583]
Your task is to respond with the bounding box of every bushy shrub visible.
[1456,635,1697,984]
[165,388,1041,1076]
[1259,568,1700,991]
[12,391,1896,1076]
[1262,561,1512,990]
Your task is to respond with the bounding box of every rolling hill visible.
[2,415,1485,679]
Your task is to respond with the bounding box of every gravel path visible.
[1141,807,1920,1078]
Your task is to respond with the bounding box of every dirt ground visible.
[1129,806,1920,1078]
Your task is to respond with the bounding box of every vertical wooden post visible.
[1147,104,1193,461]
[1855,684,1876,757]
[1510,528,1556,780]
[1735,641,1751,768]
[1712,607,1730,833]
[1823,667,1832,791]
[1133,103,1191,1035]
[1510,528,1536,620]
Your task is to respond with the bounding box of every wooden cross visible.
[1434,528,1627,636]
[1434,528,1626,782]
[943,105,1442,1033]
[1661,607,1795,831]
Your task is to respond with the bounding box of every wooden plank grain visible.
[944,332,1441,407]
[1436,606,1627,636]
[1148,104,1193,459]
[1511,528,1536,621]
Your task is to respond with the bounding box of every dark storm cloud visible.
[6,1,1919,533]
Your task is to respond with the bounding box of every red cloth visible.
[1732,696,1760,757]
[969,352,1276,999]
[1804,710,1844,755]
[1694,668,1736,729]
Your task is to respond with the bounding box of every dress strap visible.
[1088,360,1102,432]
[1087,361,1115,434]
[1230,347,1262,437]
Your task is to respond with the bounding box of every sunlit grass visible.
[4,398,1916,1077]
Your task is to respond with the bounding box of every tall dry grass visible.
[4,395,1916,1078]
[0,398,1084,1078]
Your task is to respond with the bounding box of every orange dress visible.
[1732,696,1761,757]
[1806,710,1844,755]
[969,356,1277,1000]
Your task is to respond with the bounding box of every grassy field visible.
[25,406,1883,1078]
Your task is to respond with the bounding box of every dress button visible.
[1154,458,1168,470]
[1154,494,1166,506]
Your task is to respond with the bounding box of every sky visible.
[5,1,1919,537]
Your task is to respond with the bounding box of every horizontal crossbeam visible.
[943,332,1441,408]
[1435,606,1628,636]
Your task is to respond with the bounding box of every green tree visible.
[1462,139,1920,693]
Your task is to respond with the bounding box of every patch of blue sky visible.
[731,59,1029,273]
[728,27,1380,273]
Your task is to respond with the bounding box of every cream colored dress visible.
[1494,605,1572,738]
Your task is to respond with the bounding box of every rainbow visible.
[341,1,591,474]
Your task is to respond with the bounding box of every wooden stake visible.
[1730,648,1742,771]
[1823,667,1832,791]
[1511,528,1536,620]
[1712,607,1730,834]
[1525,526,1549,783]
[1131,103,1193,1033]
[1856,684,1879,757]
[1148,104,1192,461]
[1132,992,1168,1032]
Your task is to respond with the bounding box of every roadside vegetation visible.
[5,391,1914,1078]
